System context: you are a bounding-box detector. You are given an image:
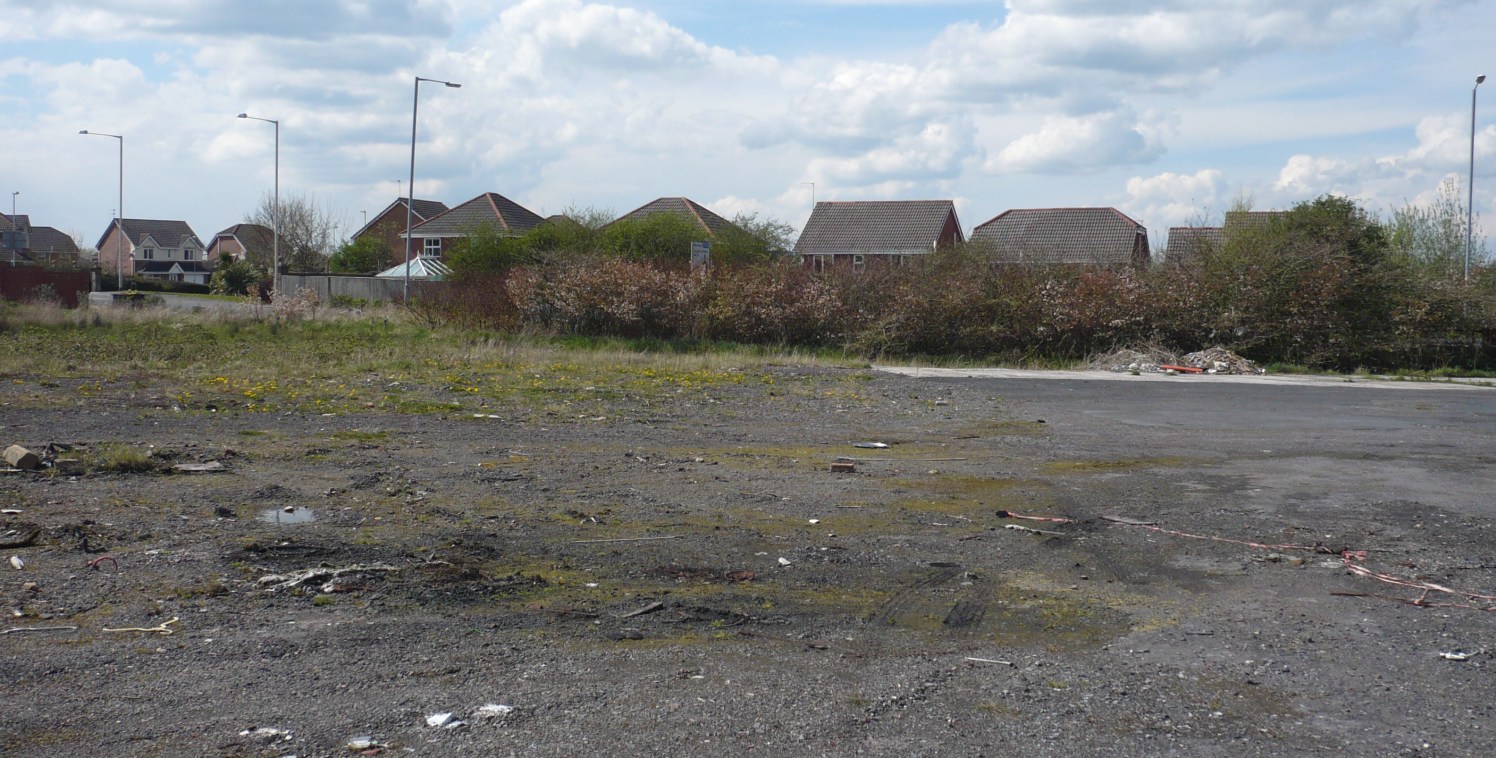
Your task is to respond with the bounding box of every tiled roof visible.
[793,200,962,257]
[969,207,1147,266]
[1164,227,1222,264]
[615,197,735,237]
[25,226,80,254]
[351,197,449,238]
[407,193,544,237]
[95,219,202,251]
[1223,210,1286,229]
[210,223,275,256]
[1,213,30,232]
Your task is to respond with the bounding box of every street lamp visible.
[238,113,281,295]
[1468,75,1487,281]
[405,76,461,302]
[78,130,124,289]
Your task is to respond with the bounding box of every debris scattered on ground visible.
[853,442,888,449]
[172,461,226,473]
[830,461,856,473]
[2,625,79,635]
[964,657,1014,666]
[9,555,23,570]
[426,712,465,729]
[1440,650,1481,661]
[257,563,399,592]
[4,445,41,471]
[778,557,792,566]
[86,555,119,572]
[619,601,665,619]
[1003,524,1066,537]
[239,726,292,741]
[102,616,179,635]
[472,704,516,721]
[1092,346,1265,375]
[346,736,385,751]
[0,526,39,548]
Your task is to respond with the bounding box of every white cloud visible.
[988,109,1173,174]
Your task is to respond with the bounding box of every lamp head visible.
[237,113,248,118]
[78,129,88,134]
[1479,75,1487,85]
[446,82,462,88]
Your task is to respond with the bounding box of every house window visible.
[424,238,441,258]
[853,255,865,273]
[142,248,154,260]
[811,255,827,274]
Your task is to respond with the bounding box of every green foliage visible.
[445,222,538,277]
[711,213,794,266]
[1386,178,1485,279]
[211,258,267,296]
[597,213,703,263]
[329,236,393,274]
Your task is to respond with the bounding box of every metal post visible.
[238,114,280,295]
[79,130,125,289]
[1469,75,1486,281]
[405,76,461,303]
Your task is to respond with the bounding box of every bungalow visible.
[4,214,81,266]
[613,197,736,237]
[401,192,544,259]
[793,200,963,272]
[969,207,1149,269]
[95,218,211,284]
[1164,211,1287,265]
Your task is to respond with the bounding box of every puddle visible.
[258,506,316,524]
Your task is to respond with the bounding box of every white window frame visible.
[424,238,442,258]
[853,254,865,273]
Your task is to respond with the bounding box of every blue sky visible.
[1,0,1493,254]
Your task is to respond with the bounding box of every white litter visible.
[426,712,465,729]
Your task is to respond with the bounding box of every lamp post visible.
[238,113,281,295]
[1468,75,1487,282]
[7,191,16,265]
[405,76,461,302]
[78,130,124,289]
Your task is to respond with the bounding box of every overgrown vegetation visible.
[415,194,1494,371]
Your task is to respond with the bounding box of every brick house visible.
[4,213,81,266]
[349,197,450,267]
[401,192,544,259]
[1164,211,1287,265]
[969,207,1150,269]
[205,223,275,266]
[793,200,964,272]
[612,197,736,236]
[95,218,211,284]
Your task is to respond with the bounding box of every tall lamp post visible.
[78,130,124,289]
[238,113,281,295]
[405,76,461,302]
[1468,75,1487,282]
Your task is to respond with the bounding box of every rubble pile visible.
[1181,346,1265,375]
[1091,347,1177,374]
[1092,346,1266,375]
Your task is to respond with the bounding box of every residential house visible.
[613,197,736,237]
[206,223,275,266]
[1164,211,1286,265]
[95,218,211,284]
[793,200,964,272]
[3,213,82,266]
[401,192,544,259]
[969,207,1150,269]
[350,197,450,267]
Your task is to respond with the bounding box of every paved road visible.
[881,365,1496,518]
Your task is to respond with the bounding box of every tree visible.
[210,252,267,296]
[1386,178,1486,279]
[445,222,537,277]
[329,236,393,275]
[245,192,341,273]
[597,212,703,262]
[711,213,795,265]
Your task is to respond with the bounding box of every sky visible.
[2,0,1494,254]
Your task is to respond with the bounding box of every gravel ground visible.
[2,366,1493,757]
